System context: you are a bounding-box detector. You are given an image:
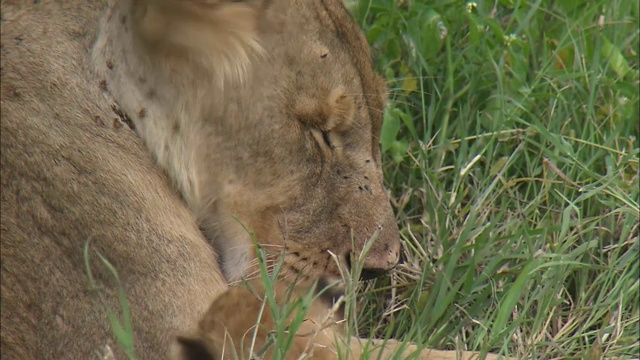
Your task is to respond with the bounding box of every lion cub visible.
[172,277,503,360]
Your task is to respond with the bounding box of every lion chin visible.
[1,0,504,359]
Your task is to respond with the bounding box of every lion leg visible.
[345,337,507,360]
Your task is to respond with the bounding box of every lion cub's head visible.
[171,277,346,360]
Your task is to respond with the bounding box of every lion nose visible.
[345,242,400,280]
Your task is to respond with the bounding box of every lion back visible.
[0,1,226,358]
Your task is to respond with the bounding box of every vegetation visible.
[347,0,639,358]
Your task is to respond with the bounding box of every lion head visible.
[94,0,400,282]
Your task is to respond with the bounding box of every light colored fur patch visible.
[135,0,264,85]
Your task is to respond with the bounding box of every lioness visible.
[1,0,501,359]
[92,0,402,283]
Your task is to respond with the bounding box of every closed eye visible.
[321,131,334,149]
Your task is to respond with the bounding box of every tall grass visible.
[348,0,639,358]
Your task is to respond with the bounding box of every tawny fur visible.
[1,1,226,359]
[173,278,505,360]
[2,0,505,359]
[93,0,402,283]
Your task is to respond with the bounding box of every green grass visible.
[346,0,639,358]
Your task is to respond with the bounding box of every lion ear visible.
[133,0,264,83]
[293,86,355,132]
[325,86,355,132]
[172,335,219,360]
[315,276,346,320]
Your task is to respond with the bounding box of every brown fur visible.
[92,0,401,282]
[1,1,226,359]
[173,278,504,360]
[2,0,504,359]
